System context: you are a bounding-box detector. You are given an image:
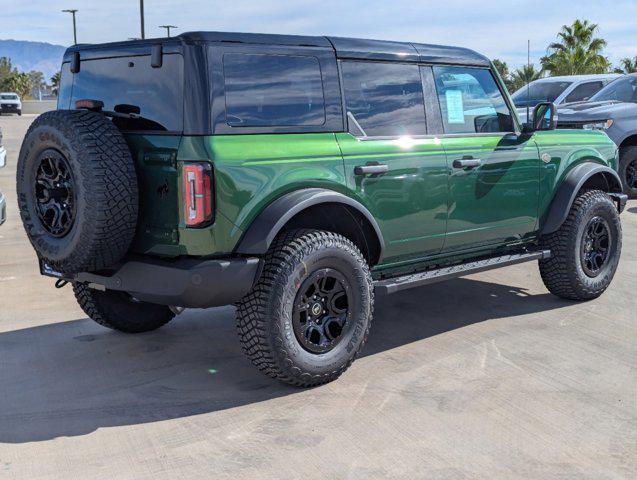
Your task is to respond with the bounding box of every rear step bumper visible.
[375,250,551,295]
[51,257,261,308]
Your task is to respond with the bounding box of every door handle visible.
[354,163,389,175]
[453,157,482,169]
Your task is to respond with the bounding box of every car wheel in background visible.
[618,146,637,199]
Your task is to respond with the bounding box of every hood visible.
[558,100,637,120]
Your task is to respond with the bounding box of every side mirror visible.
[531,102,557,131]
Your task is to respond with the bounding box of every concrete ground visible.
[0,114,635,480]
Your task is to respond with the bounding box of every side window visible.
[433,66,513,134]
[223,53,326,127]
[564,81,603,103]
[341,61,427,137]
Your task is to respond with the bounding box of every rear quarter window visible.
[222,53,326,127]
[69,54,184,132]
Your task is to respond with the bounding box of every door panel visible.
[441,134,540,251]
[337,133,448,262]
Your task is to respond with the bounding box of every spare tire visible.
[17,110,138,274]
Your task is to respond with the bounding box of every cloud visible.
[2,0,636,68]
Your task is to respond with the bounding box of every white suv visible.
[0,92,22,116]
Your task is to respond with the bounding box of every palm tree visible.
[51,72,61,96]
[541,19,610,75]
[614,56,637,74]
[510,64,543,92]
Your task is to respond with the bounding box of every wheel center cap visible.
[311,302,323,316]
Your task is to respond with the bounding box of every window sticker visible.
[445,89,465,124]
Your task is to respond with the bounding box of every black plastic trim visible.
[234,188,385,261]
[541,162,624,235]
[60,257,261,308]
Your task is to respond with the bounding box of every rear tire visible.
[618,146,637,199]
[539,190,621,301]
[236,230,373,387]
[73,283,175,333]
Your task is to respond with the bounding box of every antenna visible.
[526,39,530,124]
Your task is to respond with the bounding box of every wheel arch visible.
[234,188,385,265]
[541,162,624,235]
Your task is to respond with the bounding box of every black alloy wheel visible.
[292,268,351,354]
[34,149,76,237]
[580,216,611,278]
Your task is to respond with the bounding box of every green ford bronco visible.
[17,32,627,386]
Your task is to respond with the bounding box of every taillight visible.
[183,163,213,227]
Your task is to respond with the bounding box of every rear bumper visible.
[45,256,261,308]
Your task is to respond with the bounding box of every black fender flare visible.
[234,188,385,261]
[541,162,624,235]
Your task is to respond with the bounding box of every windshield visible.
[511,81,572,107]
[590,76,637,103]
[0,94,18,100]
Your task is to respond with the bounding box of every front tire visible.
[73,283,175,333]
[236,230,374,387]
[539,190,622,300]
[619,146,637,199]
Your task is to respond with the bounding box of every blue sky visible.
[3,0,637,69]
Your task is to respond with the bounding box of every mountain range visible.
[0,39,67,81]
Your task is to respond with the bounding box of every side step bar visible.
[375,250,551,295]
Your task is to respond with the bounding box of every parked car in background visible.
[0,92,22,116]
[512,74,621,122]
[0,126,6,225]
[557,73,637,197]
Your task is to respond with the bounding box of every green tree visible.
[492,59,514,91]
[540,19,610,75]
[51,71,61,96]
[510,64,543,92]
[28,70,45,97]
[0,57,14,80]
[614,56,637,74]
[0,71,32,99]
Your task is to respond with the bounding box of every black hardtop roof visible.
[64,30,491,66]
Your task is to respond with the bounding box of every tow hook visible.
[55,279,69,289]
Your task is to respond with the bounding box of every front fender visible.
[541,162,623,235]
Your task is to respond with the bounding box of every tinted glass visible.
[223,53,326,127]
[1,94,18,100]
[433,66,513,134]
[341,61,426,137]
[511,80,572,107]
[591,76,637,103]
[565,81,603,103]
[70,54,184,131]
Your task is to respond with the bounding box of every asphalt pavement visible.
[0,114,635,479]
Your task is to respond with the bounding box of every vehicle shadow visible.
[627,206,637,214]
[0,277,571,443]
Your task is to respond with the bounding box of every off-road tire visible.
[73,283,175,333]
[16,110,138,274]
[618,146,637,199]
[236,230,374,387]
[539,190,622,300]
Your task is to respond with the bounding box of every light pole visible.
[62,9,78,45]
[159,25,178,37]
[140,0,145,39]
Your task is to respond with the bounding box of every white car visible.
[511,74,621,122]
[0,92,22,116]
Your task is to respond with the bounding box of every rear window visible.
[222,53,326,127]
[1,94,18,100]
[69,54,184,132]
